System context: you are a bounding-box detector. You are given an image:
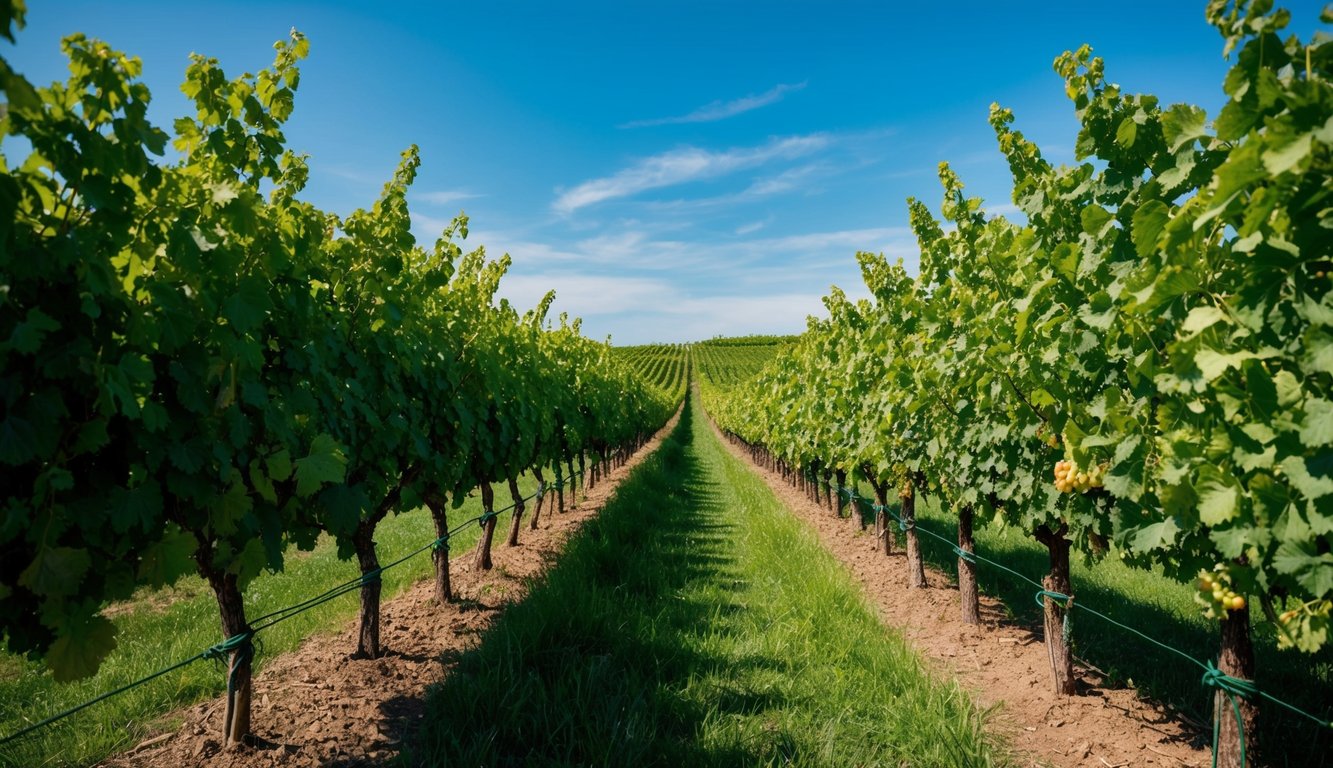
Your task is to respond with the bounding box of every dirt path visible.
[707,418,1211,768]
[101,406,682,768]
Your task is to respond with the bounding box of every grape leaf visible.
[48,612,118,682]
[294,433,346,497]
[19,546,91,597]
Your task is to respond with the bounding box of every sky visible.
[3,1,1326,344]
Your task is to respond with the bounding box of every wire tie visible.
[951,544,977,564]
[201,630,255,663]
[431,534,450,552]
[1202,661,1255,768]
[1034,589,1072,609]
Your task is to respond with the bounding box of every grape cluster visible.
[1052,459,1104,494]
[1195,565,1246,618]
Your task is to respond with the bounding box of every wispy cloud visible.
[735,218,771,236]
[621,81,807,129]
[415,190,483,206]
[743,163,827,196]
[553,134,829,214]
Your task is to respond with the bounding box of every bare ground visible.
[100,406,681,768]
[101,400,1212,768]
[708,419,1212,768]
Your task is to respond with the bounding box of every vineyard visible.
[1,0,1331,766]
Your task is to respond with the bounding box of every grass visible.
[0,473,549,768]
[410,393,1009,768]
[839,489,1333,767]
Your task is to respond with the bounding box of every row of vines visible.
[692,337,791,389]
[705,3,1329,765]
[614,343,690,402]
[0,4,676,750]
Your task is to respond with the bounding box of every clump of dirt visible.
[100,407,681,768]
[710,420,1210,768]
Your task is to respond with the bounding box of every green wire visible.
[861,490,1332,752]
[0,485,545,748]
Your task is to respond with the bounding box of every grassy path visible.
[413,393,1009,767]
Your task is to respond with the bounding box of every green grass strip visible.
[411,394,1008,767]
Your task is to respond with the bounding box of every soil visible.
[102,399,1212,768]
[100,406,681,768]
[708,419,1212,768]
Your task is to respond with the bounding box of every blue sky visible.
[4,2,1326,344]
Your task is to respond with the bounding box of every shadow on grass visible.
[394,399,804,767]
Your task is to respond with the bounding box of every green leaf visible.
[1181,306,1229,336]
[1132,517,1180,551]
[1304,328,1333,376]
[48,613,118,682]
[0,415,39,464]
[1273,370,1302,408]
[1081,205,1114,236]
[1131,200,1169,258]
[215,474,252,535]
[222,278,269,334]
[19,546,91,597]
[1301,399,1333,447]
[1262,132,1313,176]
[318,484,366,537]
[1280,454,1333,500]
[1273,540,1333,597]
[1195,348,1255,381]
[1197,469,1240,525]
[266,448,292,482]
[7,307,61,355]
[1162,103,1209,152]
[1115,118,1138,148]
[137,528,198,587]
[294,433,346,497]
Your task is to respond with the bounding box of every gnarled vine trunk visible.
[529,465,546,530]
[903,485,927,589]
[958,503,979,625]
[1034,523,1076,695]
[352,522,383,658]
[352,484,405,659]
[867,475,893,555]
[506,475,525,547]
[473,482,497,570]
[554,460,566,513]
[834,468,847,519]
[425,492,452,603]
[1216,606,1258,767]
[203,566,252,748]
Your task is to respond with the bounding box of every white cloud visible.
[621,81,807,128]
[735,219,770,235]
[743,163,827,196]
[552,134,829,214]
[498,273,675,318]
[410,211,466,240]
[415,190,483,206]
[496,267,835,345]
